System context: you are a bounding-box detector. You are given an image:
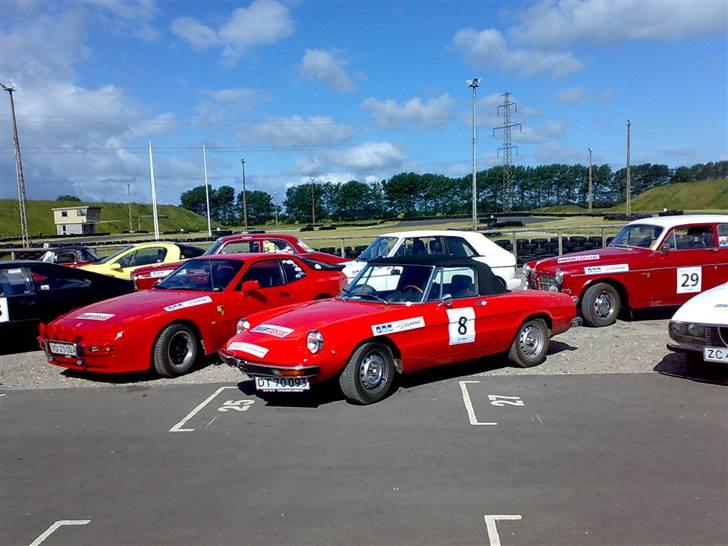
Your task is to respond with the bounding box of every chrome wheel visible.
[594,290,614,319]
[518,324,545,358]
[359,351,389,391]
[168,331,194,368]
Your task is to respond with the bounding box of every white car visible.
[342,230,519,290]
[667,282,728,364]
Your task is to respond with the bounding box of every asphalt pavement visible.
[1,370,726,546]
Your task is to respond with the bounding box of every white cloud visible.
[514,121,566,143]
[510,0,728,49]
[295,156,324,176]
[300,49,356,92]
[362,94,454,129]
[122,112,178,139]
[88,0,161,41]
[325,142,405,171]
[535,142,582,163]
[240,116,355,147]
[170,0,294,63]
[555,86,587,103]
[203,88,269,109]
[453,27,583,79]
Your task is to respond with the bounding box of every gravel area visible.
[1,316,706,392]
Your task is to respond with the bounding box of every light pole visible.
[1,83,31,247]
[467,78,480,232]
[587,147,593,213]
[240,159,248,232]
[202,145,212,237]
[127,183,133,232]
[148,141,160,240]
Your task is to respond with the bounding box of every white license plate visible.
[255,376,310,392]
[703,347,728,363]
[49,342,77,357]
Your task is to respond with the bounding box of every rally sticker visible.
[251,324,294,338]
[446,307,476,345]
[227,341,269,358]
[77,312,115,321]
[557,254,600,264]
[584,264,629,275]
[150,270,172,278]
[677,267,702,294]
[0,297,9,323]
[371,316,425,336]
[164,296,213,312]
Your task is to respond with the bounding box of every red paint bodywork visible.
[132,233,346,290]
[220,290,575,385]
[39,254,347,374]
[526,221,728,310]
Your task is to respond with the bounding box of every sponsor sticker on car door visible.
[0,297,8,323]
[446,307,476,345]
[677,266,702,294]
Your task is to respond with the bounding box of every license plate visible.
[703,347,728,363]
[255,376,310,392]
[49,342,77,357]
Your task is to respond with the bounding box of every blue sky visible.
[1,0,726,205]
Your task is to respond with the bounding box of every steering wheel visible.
[402,284,424,294]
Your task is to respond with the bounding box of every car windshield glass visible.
[97,246,132,264]
[610,225,663,249]
[340,264,434,304]
[155,259,243,292]
[203,240,223,256]
[358,237,398,261]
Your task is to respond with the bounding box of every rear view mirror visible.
[660,244,671,254]
[241,280,260,294]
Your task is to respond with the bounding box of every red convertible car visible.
[132,233,346,289]
[219,256,577,404]
[39,254,347,377]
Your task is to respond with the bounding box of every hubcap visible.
[168,331,194,367]
[594,291,614,318]
[359,351,388,391]
[519,325,544,358]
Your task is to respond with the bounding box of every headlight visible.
[555,268,564,284]
[522,263,532,276]
[236,318,250,334]
[670,321,688,336]
[687,323,705,338]
[306,329,324,353]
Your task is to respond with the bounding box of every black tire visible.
[339,342,396,405]
[508,318,550,368]
[581,282,621,327]
[153,323,199,377]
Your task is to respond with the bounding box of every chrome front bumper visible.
[218,350,320,378]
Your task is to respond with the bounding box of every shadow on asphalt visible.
[59,355,222,384]
[654,352,728,387]
[628,307,678,322]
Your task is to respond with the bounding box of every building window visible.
[61,211,68,217]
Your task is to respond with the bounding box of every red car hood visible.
[530,246,650,274]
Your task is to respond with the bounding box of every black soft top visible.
[368,255,508,295]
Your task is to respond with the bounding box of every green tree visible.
[180,185,209,216]
[57,194,81,202]
[237,190,274,225]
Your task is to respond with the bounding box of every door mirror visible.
[440,294,453,307]
[660,243,671,254]
[241,280,260,294]
[109,263,122,271]
[391,268,402,276]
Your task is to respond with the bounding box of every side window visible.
[241,260,284,289]
[268,239,296,254]
[41,269,91,290]
[396,237,436,256]
[442,267,478,299]
[718,224,728,248]
[116,250,136,268]
[281,259,306,283]
[55,251,77,264]
[444,237,477,257]
[179,245,204,259]
[131,247,168,267]
[0,267,35,296]
[221,241,256,254]
[426,268,443,301]
[669,226,714,250]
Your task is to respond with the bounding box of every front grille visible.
[538,274,558,291]
[707,326,728,348]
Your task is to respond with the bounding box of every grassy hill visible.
[0,199,212,238]
[609,178,728,212]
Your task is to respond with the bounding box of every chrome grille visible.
[538,274,558,291]
[706,326,728,348]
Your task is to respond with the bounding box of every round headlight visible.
[236,318,250,334]
[522,263,532,275]
[555,268,564,284]
[306,329,324,354]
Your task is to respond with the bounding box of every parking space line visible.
[169,386,239,433]
[484,515,522,546]
[27,519,90,546]
[458,381,497,426]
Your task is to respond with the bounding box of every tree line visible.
[179,160,727,225]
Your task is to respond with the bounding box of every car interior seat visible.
[429,239,443,254]
[450,274,476,298]
[213,265,236,289]
[411,239,427,255]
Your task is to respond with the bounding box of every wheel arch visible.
[521,312,552,331]
[348,335,403,374]
[151,319,206,359]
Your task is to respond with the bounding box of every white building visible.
[52,206,102,236]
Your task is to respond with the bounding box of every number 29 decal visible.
[446,307,476,345]
[676,266,702,294]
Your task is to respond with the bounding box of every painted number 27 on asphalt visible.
[488,395,524,407]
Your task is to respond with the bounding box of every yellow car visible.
[81,242,205,280]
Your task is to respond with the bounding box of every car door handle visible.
[279,291,291,297]
[476,300,488,306]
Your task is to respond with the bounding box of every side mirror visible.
[391,268,402,276]
[660,245,671,254]
[440,294,453,307]
[241,280,260,294]
[109,263,122,271]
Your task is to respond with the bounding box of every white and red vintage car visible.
[524,215,728,327]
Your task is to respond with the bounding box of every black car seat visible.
[411,239,427,255]
[429,239,443,254]
[450,274,476,298]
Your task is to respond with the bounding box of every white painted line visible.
[484,515,522,546]
[169,386,239,432]
[458,381,497,426]
[28,519,91,546]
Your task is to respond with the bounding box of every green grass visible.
[0,199,213,238]
[608,179,728,212]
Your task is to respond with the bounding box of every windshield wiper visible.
[354,292,389,304]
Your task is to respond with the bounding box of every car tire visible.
[581,282,621,327]
[339,342,396,405]
[508,318,550,368]
[153,323,199,377]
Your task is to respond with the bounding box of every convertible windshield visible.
[358,237,398,261]
[155,259,243,292]
[341,264,434,304]
[610,224,663,249]
[97,246,132,264]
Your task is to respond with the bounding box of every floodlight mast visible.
[467,78,480,232]
[1,83,31,247]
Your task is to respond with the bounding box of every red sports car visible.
[219,256,577,404]
[39,254,347,377]
[132,233,346,290]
